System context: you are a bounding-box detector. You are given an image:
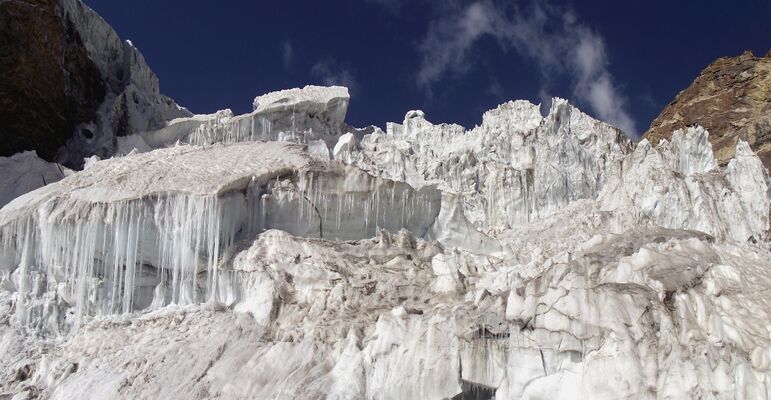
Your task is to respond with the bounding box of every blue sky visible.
[85,0,770,138]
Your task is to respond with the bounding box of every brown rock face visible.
[0,0,106,162]
[643,51,771,171]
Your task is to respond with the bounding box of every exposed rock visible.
[644,50,771,171]
[0,0,105,163]
[0,0,190,169]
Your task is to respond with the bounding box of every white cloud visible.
[416,0,637,135]
[281,39,294,68]
[570,31,636,135]
[311,58,359,94]
[417,2,498,91]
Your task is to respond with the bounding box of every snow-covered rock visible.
[54,0,191,167]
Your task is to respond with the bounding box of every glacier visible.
[0,85,770,400]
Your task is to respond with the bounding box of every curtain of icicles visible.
[0,172,440,329]
[187,115,276,146]
[2,195,240,327]
[185,106,325,146]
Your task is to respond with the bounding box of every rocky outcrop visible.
[643,50,771,171]
[0,0,105,163]
[0,0,189,169]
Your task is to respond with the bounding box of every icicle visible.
[364,196,369,231]
[375,188,380,230]
[291,104,296,140]
[298,173,306,226]
[337,192,343,231]
[13,216,36,325]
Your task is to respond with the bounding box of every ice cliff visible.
[1,85,770,400]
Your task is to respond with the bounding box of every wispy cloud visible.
[638,90,660,109]
[569,28,636,135]
[311,57,359,94]
[487,78,506,100]
[281,39,294,68]
[417,2,500,90]
[416,0,637,135]
[364,0,403,14]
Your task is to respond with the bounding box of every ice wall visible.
[138,86,350,156]
[0,142,443,335]
[338,98,632,232]
[600,127,770,242]
[338,105,768,243]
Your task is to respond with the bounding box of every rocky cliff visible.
[0,0,189,169]
[0,0,104,163]
[644,50,771,170]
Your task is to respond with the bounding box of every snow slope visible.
[1,86,770,400]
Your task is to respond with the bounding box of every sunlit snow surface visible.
[1,86,770,399]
